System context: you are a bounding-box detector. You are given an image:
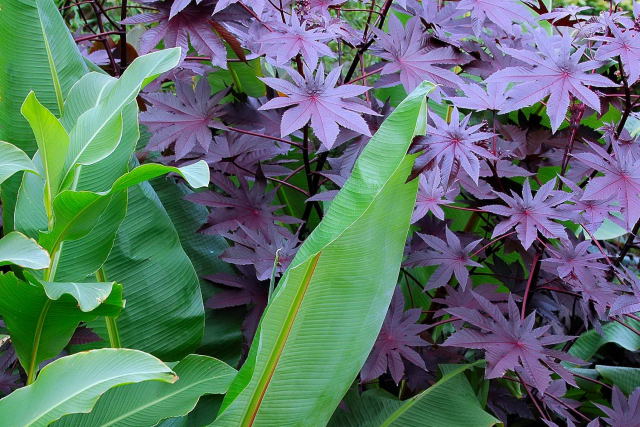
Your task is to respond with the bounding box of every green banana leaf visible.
[596,365,640,394]
[0,0,88,230]
[328,389,403,427]
[569,318,640,361]
[20,91,70,209]
[0,232,50,269]
[0,141,37,185]
[213,81,435,426]
[328,363,498,427]
[55,355,236,426]
[0,348,176,427]
[1,0,206,360]
[379,363,499,427]
[0,272,123,379]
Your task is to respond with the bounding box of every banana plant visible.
[213,81,435,426]
[0,47,210,385]
[1,0,207,361]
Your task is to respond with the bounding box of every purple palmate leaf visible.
[371,15,467,94]
[205,265,268,343]
[488,31,617,132]
[405,227,482,290]
[485,179,572,249]
[448,81,510,112]
[258,13,334,67]
[414,107,496,184]
[595,386,640,427]
[541,239,607,285]
[186,173,301,235]
[594,20,640,84]
[221,225,299,281]
[141,79,227,159]
[457,0,535,35]
[573,140,640,230]
[411,167,454,223]
[122,0,236,67]
[443,292,580,393]
[259,63,376,149]
[361,288,429,384]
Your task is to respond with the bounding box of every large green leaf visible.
[328,364,498,427]
[0,231,50,269]
[328,389,403,427]
[214,82,435,426]
[62,48,181,182]
[40,160,209,252]
[0,0,87,231]
[0,273,123,379]
[39,280,117,312]
[379,363,498,427]
[596,365,640,394]
[0,348,176,427]
[94,181,206,359]
[20,91,70,209]
[569,319,640,361]
[1,0,205,363]
[55,355,236,426]
[0,140,37,185]
[0,0,87,154]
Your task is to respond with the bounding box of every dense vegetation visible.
[0,0,639,425]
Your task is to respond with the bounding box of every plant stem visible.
[615,219,640,266]
[96,268,121,348]
[521,250,542,320]
[26,244,62,384]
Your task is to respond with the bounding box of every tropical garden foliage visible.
[0,0,639,425]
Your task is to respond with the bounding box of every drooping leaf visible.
[63,48,182,182]
[55,355,236,427]
[0,348,176,427]
[0,141,37,185]
[39,160,209,252]
[213,81,435,426]
[0,0,87,155]
[0,273,123,378]
[0,232,50,270]
[569,318,640,361]
[1,0,206,363]
[328,389,403,427]
[38,280,117,312]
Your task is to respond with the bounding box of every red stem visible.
[521,251,542,320]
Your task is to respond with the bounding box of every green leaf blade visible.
[0,231,50,269]
[0,140,37,186]
[20,91,70,205]
[55,355,236,427]
[214,81,435,426]
[0,348,176,427]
